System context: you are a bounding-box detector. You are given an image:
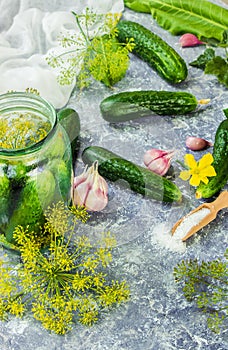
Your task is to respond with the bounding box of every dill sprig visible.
[0,113,51,150]
[174,249,228,333]
[46,8,135,88]
[0,202,130,334]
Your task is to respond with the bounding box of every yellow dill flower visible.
[44,201,70,237]
[72,273,92,292]
[92,273,106,288]
[83,256,99,273]
[179,153,216,186]
[47,9,134,88]
[100,231,117,249]
[8,298,25,317]
[69,204,90,224]
[0,260,17,297]
[0,201,129,335]
[32,298,74,334]
[0,299,7,320]
[98,281,130,307]
[96,248,113,267]
[79,309,98,326]
[0,113,50,149]
[25,87,40,95]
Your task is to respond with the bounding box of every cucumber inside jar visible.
[0,93,73,244]
[1,134,73,243]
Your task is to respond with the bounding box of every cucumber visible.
[100,90,198,122]
[223,108,228,118]
[5,169,56,243]
[57,108,81,162]
[0,163,10,231]
[116,20,188,84]
[82,146,182,203]
[196,119,228,199]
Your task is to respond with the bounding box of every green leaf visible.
[204,56,228,88]
[124,0,228,45]
[124,0,152,13]
[223,108,228,118]
[190,48,215,70]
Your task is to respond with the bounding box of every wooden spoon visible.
[172,191,228,241]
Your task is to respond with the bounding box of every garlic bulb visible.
[73,161,108,211]
[143,148,174,176]
[179,33,204,47]
[185,136,213,151]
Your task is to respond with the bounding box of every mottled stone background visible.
[0,1,228,349]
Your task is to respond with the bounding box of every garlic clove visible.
[185,136,213,151]
[73,161,108,211]
[84,168,108,211]
[179,33,204,47]
[143,148,174,176]
[73,165,89,187]
[144,149,165,167]
[146,156,170,176]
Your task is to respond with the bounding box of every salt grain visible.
[172,207,211,240]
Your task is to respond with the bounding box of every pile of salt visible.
[172,207,211,240]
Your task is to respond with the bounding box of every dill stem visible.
[218,306,228,312]
[73,12,90,46]
[186,275,227,290]
[9,291,25,301]
[70,249,90,261]
[175,160,189,169]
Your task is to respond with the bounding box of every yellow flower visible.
[0,201,129,335]
[8,299,25,317]
[179,153,216,186]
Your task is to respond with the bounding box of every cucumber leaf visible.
[204,56,228,88]
[190,48,215,70]
[189,48,228,88]
[124,0,228,46]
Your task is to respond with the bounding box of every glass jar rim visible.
[0,92,57,156]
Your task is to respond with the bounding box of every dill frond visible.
[0,201,129,334]
[174,250,228,333]
[46,8,134,88]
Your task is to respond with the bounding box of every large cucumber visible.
[100,90,198,122]
[116,20,188,84]
[5,169,56,243]
[82,146,182,203]
[196,119,228,199]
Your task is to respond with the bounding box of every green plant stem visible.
[73,12,90,46]
[175,160,188,169]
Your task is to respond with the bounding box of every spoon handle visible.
[210,191,228,213]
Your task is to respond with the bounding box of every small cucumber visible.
[196,119,228,199]
[223,108,228,118]
[82,146,182,203]
[116,20,188,84]
[100,90,198,122]
[57,108,81,162]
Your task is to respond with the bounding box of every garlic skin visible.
[73,162,108,211]
[143,148,174,176]
[179,33,204,47]
[185,136,213,151]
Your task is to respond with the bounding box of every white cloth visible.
[0,1,124,109]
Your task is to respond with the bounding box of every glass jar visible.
[0,92,74,243]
